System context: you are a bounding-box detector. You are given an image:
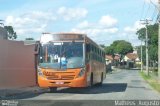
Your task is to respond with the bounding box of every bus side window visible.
[86,44,90,52]
[86,44,91,62]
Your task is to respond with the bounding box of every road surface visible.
[22,69,160,100]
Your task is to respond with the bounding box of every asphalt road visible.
[23,69,160,100]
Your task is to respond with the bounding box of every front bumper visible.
[38,76,87,88]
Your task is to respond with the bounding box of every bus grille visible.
[47,75,75,80]
[61,75,75,80]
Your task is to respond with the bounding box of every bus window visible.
[86,44,91,52]
[39,42,84,69]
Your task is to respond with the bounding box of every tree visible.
[136,23,158,69]
[105,46,114,57]
[136,24,158,46]
[113,40,133,55]
[105,40,133,62]
[111,40,133,61]
[4,26,17,40]
[137,45,146,65]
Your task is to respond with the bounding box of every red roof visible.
[126,53,138,60]
[105,55,120,60]
[114,55,120,60]
[105,55,113,60]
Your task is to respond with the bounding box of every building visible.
[105,54,120,65]
[105,54,121,72]
[105,55,113,65]
[123,53,140,68]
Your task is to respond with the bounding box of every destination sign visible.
[52,34,84,41]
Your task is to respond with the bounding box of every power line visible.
[140,0,158,21]
[149,0,159,22]
[145,2,151,19]
[152,6,158,22]
[156,13,160,23]
[140,0,146,20]
[150,0,158,9]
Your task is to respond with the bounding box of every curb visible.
[0,87,48,99]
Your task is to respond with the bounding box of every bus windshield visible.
[39,42,84,69]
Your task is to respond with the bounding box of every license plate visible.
[55,82,64,84]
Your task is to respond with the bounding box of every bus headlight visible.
[78,68,85,77]
[38,67,43,76]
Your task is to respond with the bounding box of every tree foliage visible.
[4,26,17,40]
[112,40,133,55]
[105,40,133,60]
[105,46,114,56]
[136,24,158,45]
[136,23,158,63]
[137,45,146,65]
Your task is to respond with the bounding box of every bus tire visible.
[90,73,93,86]
[97,73,103,86]
[49,87,57,92]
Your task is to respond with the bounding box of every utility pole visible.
[140,19,152,76]
[146,20,149,76]
[141,39,143,72]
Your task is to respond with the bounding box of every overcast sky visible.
[0,0,158,46]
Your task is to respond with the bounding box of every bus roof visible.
[42,32,86,35]
[85,36,104,51]
[41,32,104,51]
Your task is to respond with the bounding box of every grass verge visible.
[140,71,160,93]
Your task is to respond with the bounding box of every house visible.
[105,54,121,72]
[105,55,113,72]
[124,53,139,61]
[114,55,120,61]
[105,55,113,65]
[123,53,140,68]
[105,54,120,64]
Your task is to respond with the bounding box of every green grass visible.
[140,71,160,93]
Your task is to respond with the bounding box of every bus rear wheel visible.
[90,73,93,86]
[97,73,103,86]
[49,87,57,92]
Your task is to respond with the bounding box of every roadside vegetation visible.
[136,24,158,71]
[104,40,133,60]
[140,71,160,93]
[4,26,17,40]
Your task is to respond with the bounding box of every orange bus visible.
[37,33,106,92]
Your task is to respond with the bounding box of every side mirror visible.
[35,41,40,54]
